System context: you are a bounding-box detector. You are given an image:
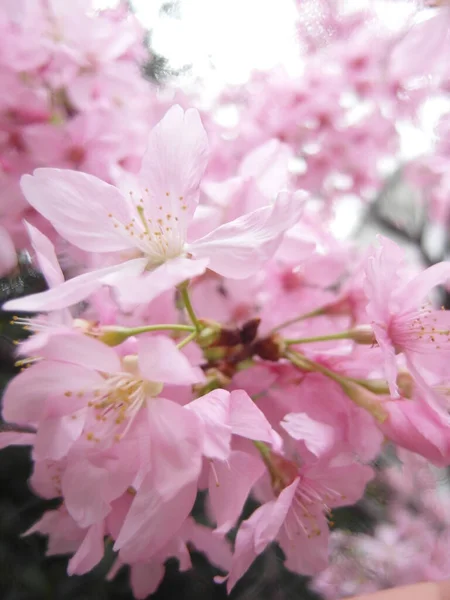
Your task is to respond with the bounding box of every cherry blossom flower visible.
[4,105,304,313]
[223,449,373,591]
[364,235,450,397]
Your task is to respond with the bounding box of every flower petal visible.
[33,410,86,460]
[396,262,450,312]
[229,389,282,449]
[253,478,299,553]
[114,476,197,562]
[0,432,35,450]
[210,450,265,535]
[0,226,16,276]
[40,332,122,373]
[186,389,231,460]
[3,258,147,312]
[116,256,208,307]
[138,105,209,229]
[138,336,204,385]
[187,190,304,279]
[21,168,135,252]
[67,523,105,576]
[130,562,165,600]
[147,398,203,499]
[24,221,64,288]
[280,413,335,457]
[2,361,100,424]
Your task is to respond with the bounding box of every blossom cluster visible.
[1,102,450,598]
[203,0,433,208]
[311,449,450,598]
[0,0,153,276]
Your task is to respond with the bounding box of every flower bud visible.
[253,334,286,361]
[347,325,376,345]
[340,380,388,423]
[240,317,261,344]
[397,372,414,399]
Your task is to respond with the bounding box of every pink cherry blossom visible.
[224,450,373,591]
[4,105,303,313]
[364,235,450,396]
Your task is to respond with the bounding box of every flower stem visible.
[177,331,197,350]
[285,350,344,383]
[179,284,202,333]
[126,324,195,335]
[285,331,353,345]
[271,307,325,332]
[97,323,195,345]
[285,350,387,422]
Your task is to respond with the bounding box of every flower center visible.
[87,355,163,440]
[108,189,187,268]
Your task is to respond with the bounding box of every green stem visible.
[179,285,202,333]
[177,331,197,350]
[271,307,325,333]
[97,323,195,346]
[285,350,344,384]
[285,350,387,422]
[126,324,195,335]
[285,331,354,345]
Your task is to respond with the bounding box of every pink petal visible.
[278,509,329,575]
[224,509,262,592]
[381,399,450,466]
[138,336,204,385]
[0,432,35,450]
[186,389,232,460]
[3,258,147,312]
[0,226,16,276]
[138,105,209,227]
[114,476,197,562]
[187,190,304,278]
[390,13,449,80]
[184,518,232,572]
[2,361,100,424]
[226,493,294,593]
[310,461,373,508]
[62,452,135,529]
[229,389,281,448]
[40,332,122,373]
[396,261,450,312]
[130,562,165,600]
[373,322,399,397]
[67,523,105,575]
[253,478,299,553]
[147,398,203,498]
[33,410,86,460]
[210,450,265,535]
[21,168,135,252]
[24,221,64,288]
[280,413,335,457]
[116,256,209,307]
[62,460,113,528]
[239,139,292,200]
